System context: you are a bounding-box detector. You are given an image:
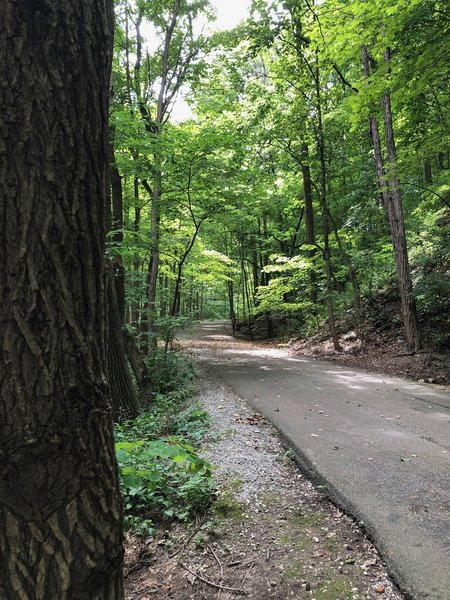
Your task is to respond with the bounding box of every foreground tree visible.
[0,1,124,598]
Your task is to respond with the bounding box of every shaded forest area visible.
[1,0,449,598]
[110,0,450,397]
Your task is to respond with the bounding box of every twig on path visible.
[223,561,255,600]
[207,543,224,599]
[130,584,157,599]
[208,544,224,581]
[169,520,205,560]
[125,559,155,577]
[240,561,255,588]
[180,563,247,595]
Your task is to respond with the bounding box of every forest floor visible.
[289,328,450,387]
[124,339,407,599]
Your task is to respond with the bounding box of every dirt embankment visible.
[290,329,450,388]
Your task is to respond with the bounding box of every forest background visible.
[109,0,449,420]
[1,1,448,597]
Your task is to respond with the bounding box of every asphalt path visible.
[181,320,450,600]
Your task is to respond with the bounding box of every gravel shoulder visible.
[125,359,404,600]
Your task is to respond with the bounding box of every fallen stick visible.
[170,520,205,559]
[208,544,224,581]
[180,563,247,595]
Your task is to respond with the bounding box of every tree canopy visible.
[110,0,449,351]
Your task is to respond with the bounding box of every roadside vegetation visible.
[115,350,214,537]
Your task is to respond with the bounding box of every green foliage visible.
[111,0,449,350]
[116,437,212,532]
[145,348,197,396]
[115,389,213,536]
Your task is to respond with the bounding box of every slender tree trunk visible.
[131,181,142,326]
[110,165,126,319]
[147,167,161,349]
[363,46,422,350]
[110,157,142,413]
[381,78,422,350]
[146,0,182,349]
[362,46,390,208]
[331,222,362,335]
[0,2,124,597]
[242,259,254,338]
[424,161,432,185]
[227,279,237,335]
[252,250,259,299]
[301,143,318,302]
[123,331,153,404]
[315,61,342,351]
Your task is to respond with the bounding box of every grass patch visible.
[290,507,325,527]
[213,476,246,520]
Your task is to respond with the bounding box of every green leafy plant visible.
[145,348,197,396]
[116,438,213,533]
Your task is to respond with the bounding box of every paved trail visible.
[180,320,450,600]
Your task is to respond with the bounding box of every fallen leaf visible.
[362,558,378,569]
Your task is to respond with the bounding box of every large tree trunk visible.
[107,263,140,421]
[110,164,126,319]
[0,1,124,598]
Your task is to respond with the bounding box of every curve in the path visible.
[181,320,450,600]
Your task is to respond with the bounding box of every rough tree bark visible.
[362,46,422,350]
[381,80,422,350]
[0,1,124,598]
[109,159,141,418]
[107,264,140,421]
[300,143,318,303]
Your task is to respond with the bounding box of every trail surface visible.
[179,320,450,600]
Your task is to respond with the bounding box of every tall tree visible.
[362,45,422,350]
[0,1,124,598]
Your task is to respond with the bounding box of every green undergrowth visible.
[115,350,213,537]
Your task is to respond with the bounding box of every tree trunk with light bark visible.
[381,85,422,350]
[362,45,422,350]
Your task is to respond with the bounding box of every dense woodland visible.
[0,0,449,597]
[110,0,449,377]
